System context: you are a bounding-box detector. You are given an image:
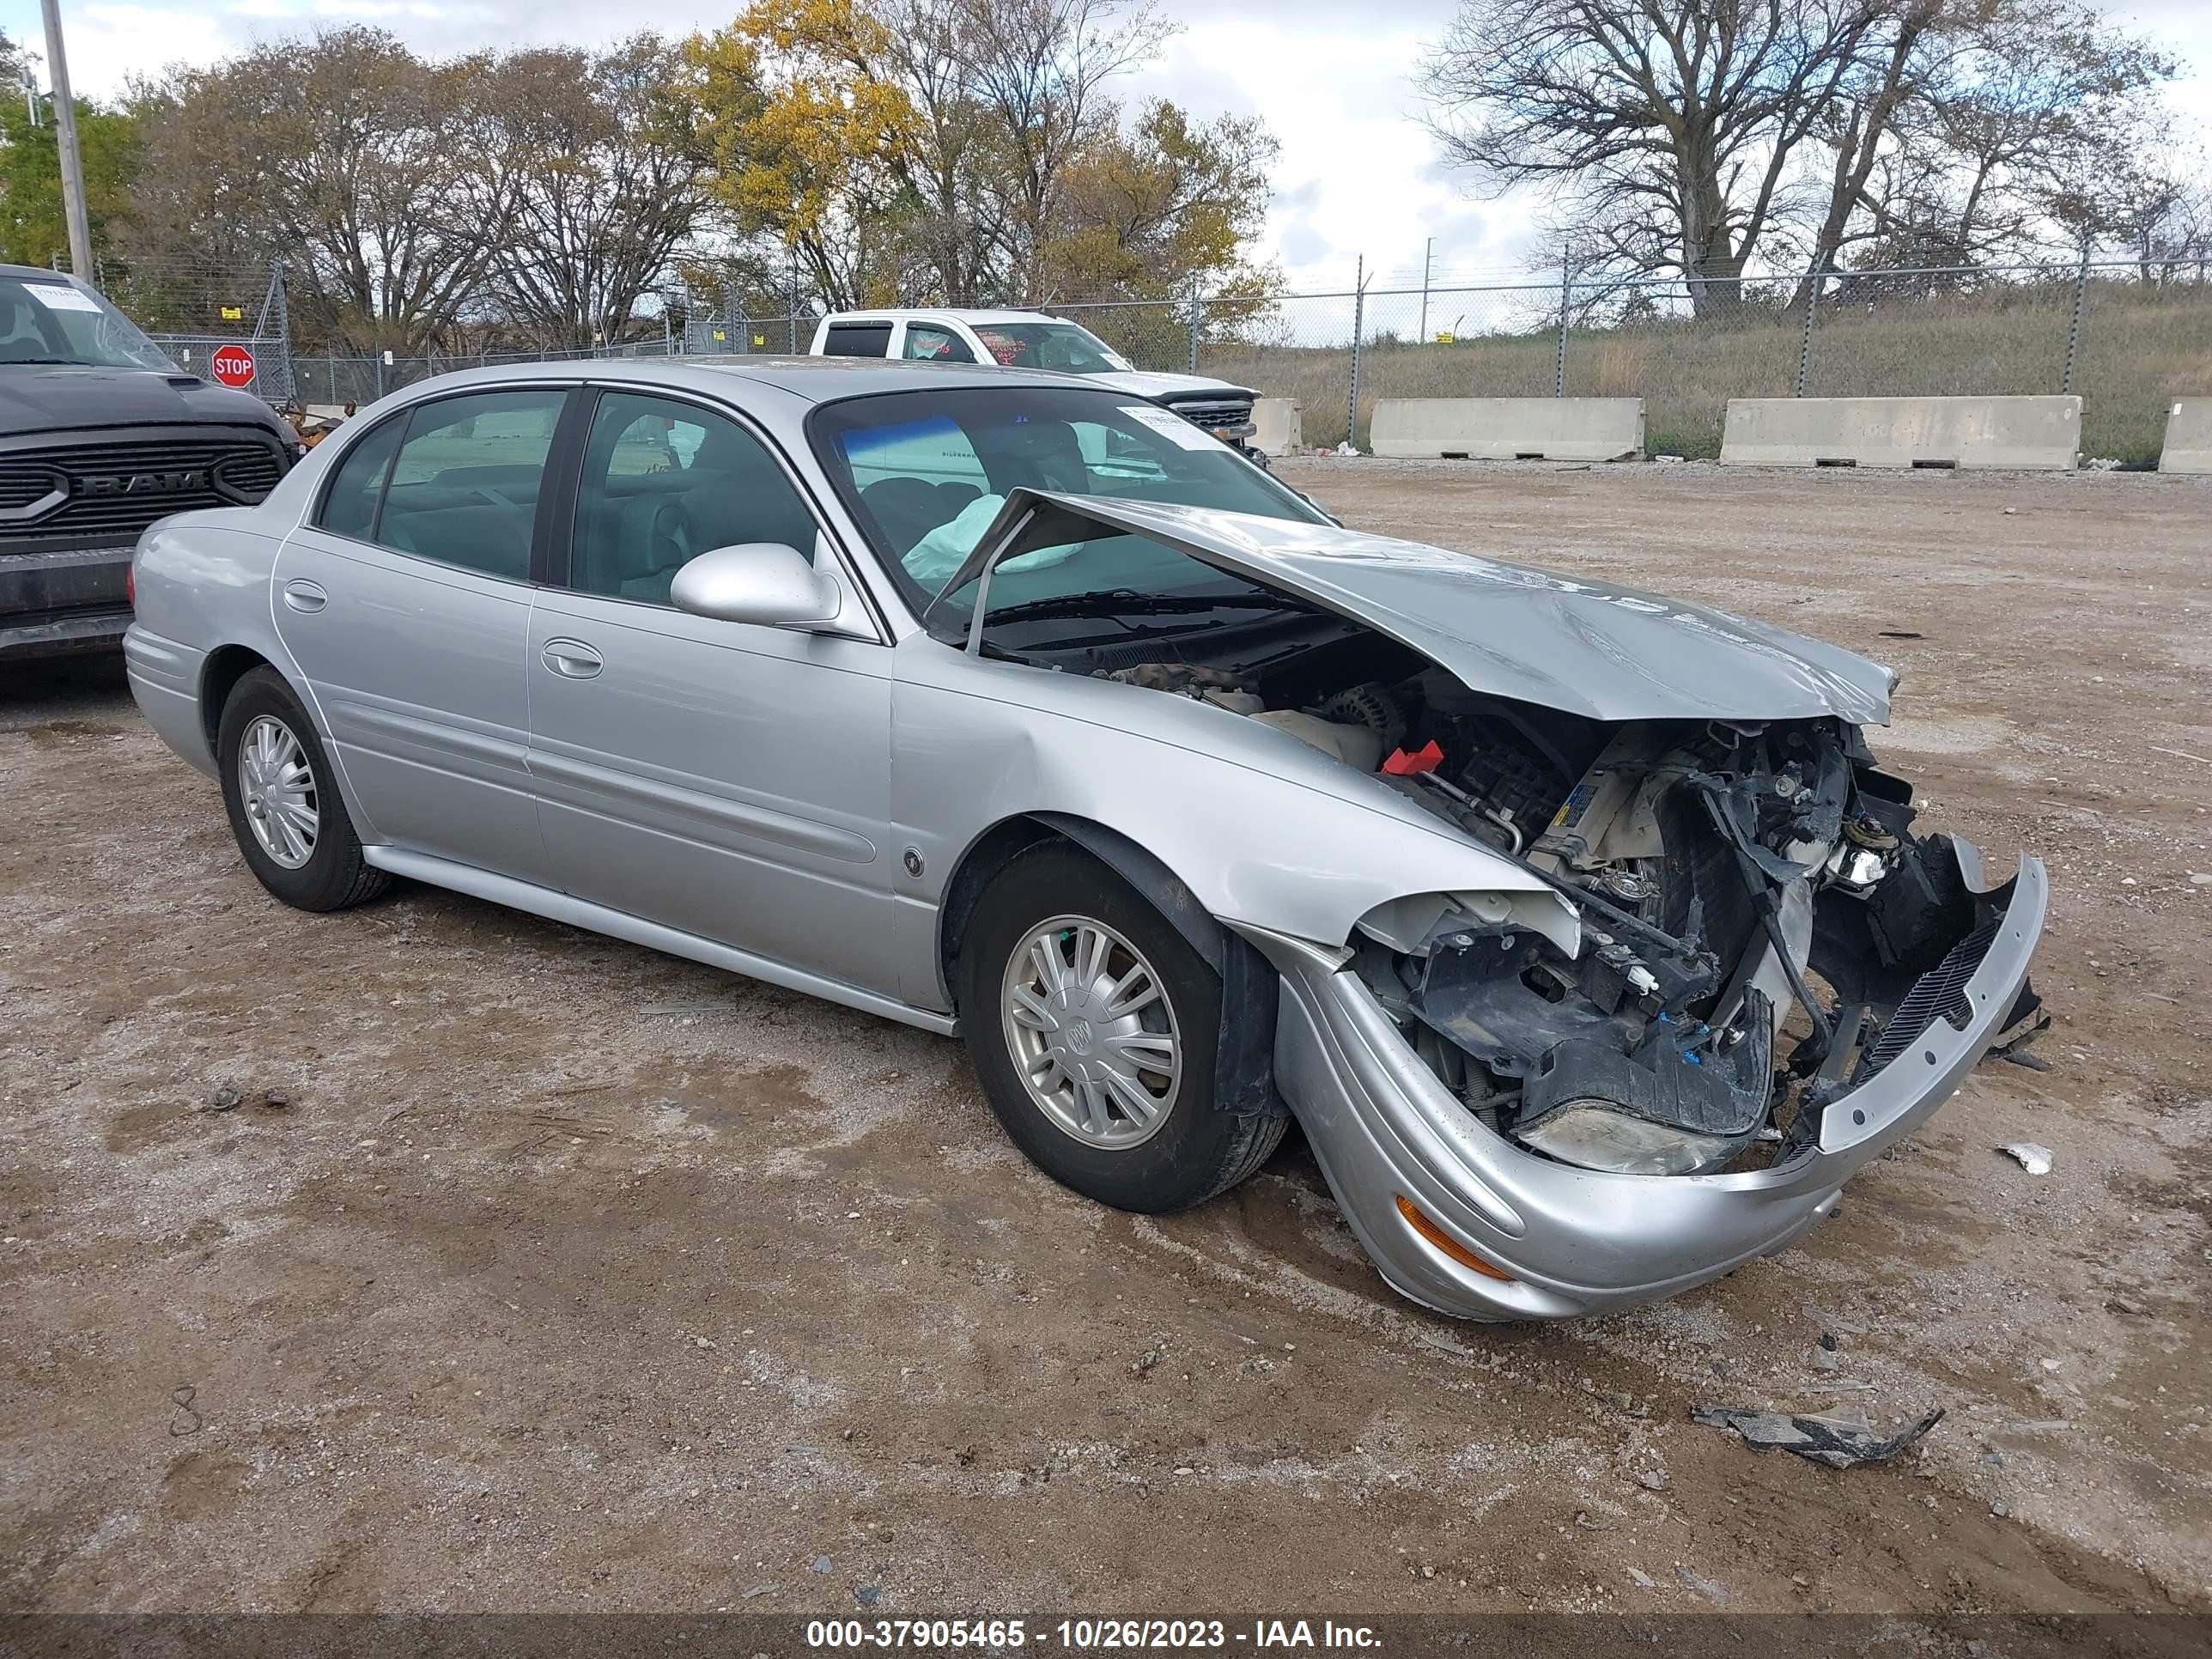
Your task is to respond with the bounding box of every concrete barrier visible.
[1721,396,2081,470]
[2157,398,2212,473]
[1370,398,1645,461]
[1252,397,1303,457]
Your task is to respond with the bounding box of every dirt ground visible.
[3,460,2208,1622]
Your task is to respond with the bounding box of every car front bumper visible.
[1237,843,2049,1321]
[0,547,134,661]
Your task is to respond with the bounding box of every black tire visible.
[957,842,1285,1213]
[216,665,389,912]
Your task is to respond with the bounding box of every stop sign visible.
[210,344,257,388]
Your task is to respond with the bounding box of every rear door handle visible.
[541,638,604,679]
[282,579,327,613]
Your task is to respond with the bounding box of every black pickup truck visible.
[0,264,298,662]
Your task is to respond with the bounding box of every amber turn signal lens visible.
[1395,1194,1513,1280]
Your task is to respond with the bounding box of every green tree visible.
[1040,99,1278,304]
[0,30,143,270]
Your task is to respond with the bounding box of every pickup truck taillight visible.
[126,561,135,607]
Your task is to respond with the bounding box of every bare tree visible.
[1923,0,2176,261]
[474,37,714,349]
[874,0,1003,306]
[1420,0,1900,306]
[949,0,1171,296]
[1789,0,1942,292]
[123,28,504,352]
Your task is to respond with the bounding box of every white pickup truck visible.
[808,307,1267,465]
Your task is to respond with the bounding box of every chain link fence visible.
[77,256,2212,464]
[79,258,298,404]
[1177,260,2212,460]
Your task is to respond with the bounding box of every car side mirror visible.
[669,542,849,630]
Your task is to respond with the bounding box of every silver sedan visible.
[124,358,2047,1320]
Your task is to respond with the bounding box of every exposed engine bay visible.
[1103,647,2033,1178]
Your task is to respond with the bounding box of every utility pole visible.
[1554,247,1571,398]
[39,0,94,282]
[1346,254,1366,453]
[1419,238,1432,343]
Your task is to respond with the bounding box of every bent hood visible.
[941,491,1893,726]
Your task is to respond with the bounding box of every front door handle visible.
[282,579,327,613]
[541,638,604,679]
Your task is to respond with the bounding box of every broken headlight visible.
[1506,1000,1776,1176]
[1513,1100,1745,1176]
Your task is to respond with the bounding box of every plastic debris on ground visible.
[1987,1010,2053,1071]
[1999,1141,2054,1176]
[1691,1405,1944,1469]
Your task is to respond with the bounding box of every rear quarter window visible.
[317,416,403,540]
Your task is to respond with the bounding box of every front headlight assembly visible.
[1512,1099,1746,1176]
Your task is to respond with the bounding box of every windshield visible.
[810,386,1332,658]
[968,321,1131,374]
[0,277,175,371]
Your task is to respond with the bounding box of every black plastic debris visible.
[1692,1405,1944,1468]
[1987,1011,2054,1072]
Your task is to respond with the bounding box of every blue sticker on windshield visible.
[842,412,963,461]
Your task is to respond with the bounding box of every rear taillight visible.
[125,561,135,607]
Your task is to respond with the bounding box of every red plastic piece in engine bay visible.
[1381,740,1446,775]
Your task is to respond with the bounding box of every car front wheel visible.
[957,843,1285,1212]
[216,665,389,912]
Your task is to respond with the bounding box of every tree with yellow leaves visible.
[682,0,1277,312]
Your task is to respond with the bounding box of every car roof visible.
[360,354,1104,404]
[0,264,88,283]
[822,308,1062,326]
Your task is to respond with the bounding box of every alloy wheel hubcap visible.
[1001,915,1182,1149]
[238,714,319,869]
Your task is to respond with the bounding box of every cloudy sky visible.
[4,0,2205,292]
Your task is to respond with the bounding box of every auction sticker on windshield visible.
[1118,404,1220,451]
[26,283,104,313]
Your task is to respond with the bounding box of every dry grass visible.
[1203,280,2212,461]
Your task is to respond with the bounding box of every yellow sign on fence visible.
[1434,331,1455,345]
[220,306,244,321]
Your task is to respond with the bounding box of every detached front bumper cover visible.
[1246,842,2048,1321]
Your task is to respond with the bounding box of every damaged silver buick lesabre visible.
[125,360,2047,1321]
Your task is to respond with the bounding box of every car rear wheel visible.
[957,843,1285,1212]
[217,665,389,912]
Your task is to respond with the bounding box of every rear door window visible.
[902,324,975,363]
[822,322,894,358]
[374,391,567,581]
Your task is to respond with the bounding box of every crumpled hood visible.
[0,366,286,440]
[1090,368,1257,404]
[947,492,1893,726]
